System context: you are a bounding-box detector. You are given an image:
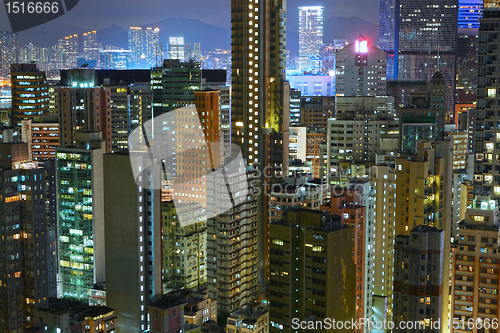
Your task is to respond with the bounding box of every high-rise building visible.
[151,59,201,120]
[21,119,60,161]
[231,0,290,300]
[298,6,324,71]
[53,86,112,153]
[458,0,483,29]
[288,127,306,162]
[378,0,457,114]
[168,37,186,62]
[128,27,160,69]
[59,34,79,69]
[161,202,207,292]
[0,31,17,77]
[400,72,447,153]
[56,132,106,301]
[11,63,50,126]
[474,6,500,198]
[207,166,258,317]
[334,36,387,97]
[393,225,446,332]
[104,152,162,333]
[450,195,500,333]
[201,69,231,155]
[289,88,302,125]
[394,140,452,329]
[82,31,101,66]
[0,144,51,332]
[370,165,397,326]
[268,208,356,332]
[300,96,334,133]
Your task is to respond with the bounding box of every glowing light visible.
[355,39,368,53]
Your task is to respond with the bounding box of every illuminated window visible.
[488,88,496,98]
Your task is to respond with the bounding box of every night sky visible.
[1,0,379,33]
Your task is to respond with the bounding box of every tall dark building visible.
[231,0,290,302]
[0,31,17,77]
[0,143,51,332]
[474,6,500,198]
[151,59,201,120]
[378,0,457,114]
[269,209,356,332]
[11,64,50,127]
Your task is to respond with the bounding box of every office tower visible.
[0,31,17,77]
[10,63,50,126]
[231,0,290,304]
[100,50,132,69]
[21,119,60,161]
[286,74,333,96]
[450,195,500,333]
[56,132,105,302]
[227,305,269,333]
[0,144,51,332]
[393,225,445,332]
[458,0,483,29]
[269,208,356,332]
[104,152,162,333]
[289,88,302,125]
[53,86,112,153]
[128,27,160,69]
[169,37,186,61]
[300,96,334,133]
[161,202,207,292]
[288,127,306,162]
[82,31,101,65]
[151,59,201,120]
[379,0,457,113]
[207,167,258,317]
[474,6,500,198]
[298,6,324,71]
[370,166,397,326]
[334,36,387,97]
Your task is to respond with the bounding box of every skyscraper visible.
[231,0,290,301]
[56,132,106,302]
[379,0,457,114]
[298,6,324,71]
[11,63,50,126]
[128,27,160,69]
[151,59,201,120]
[0,31,17,77]
[458,0,483,29]
[0,144,51,332]
[474,5,500,198]
[82,31,101,66]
